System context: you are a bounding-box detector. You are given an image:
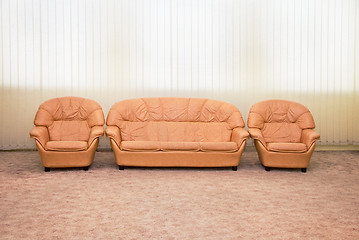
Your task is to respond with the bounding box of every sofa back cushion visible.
[34,96,105,141]
[247,99,315,143]
[118,121,232,141]
[107,98,244,142]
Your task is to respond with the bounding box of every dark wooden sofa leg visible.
[83,166,89,171]
[232,166,238,171]
[301,168,307,173]
[44,167,50,172]
[119,165,124,170]
[264,166,271,171]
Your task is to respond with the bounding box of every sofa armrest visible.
[301,129,320,149]
[105,126,122,148]
[88,126,105,146]
[30,126,49,149]
[248,128,267,147]
[231,128,249,146]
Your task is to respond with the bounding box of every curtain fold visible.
[1,0,358,149]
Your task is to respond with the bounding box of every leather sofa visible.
[247,99,320,172]
[106,97,249,170]
[30,97,105,171]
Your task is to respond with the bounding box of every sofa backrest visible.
[107,98,245,142]
[34,97,105,141]
[247,99,315,143]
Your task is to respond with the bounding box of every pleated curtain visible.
[0,0,358,149]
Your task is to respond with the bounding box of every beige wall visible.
[1,0,358,149]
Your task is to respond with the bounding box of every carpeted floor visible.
[0,150,358,239]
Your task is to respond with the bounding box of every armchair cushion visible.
[49,120,90,141]
[262,122,302,143]
[46,141,88,151]
[267,142,307,153]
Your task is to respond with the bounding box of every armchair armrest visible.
[105,126,122,148]
[301,129,320,149]
[88,126,105,146]
[248,128,267,147]
[29,126,49,149]
[231,128,249,146]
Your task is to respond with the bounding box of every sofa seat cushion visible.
[267,142,307,153]
[46,141,88,151]
[121,141,238,153]
[199,142,238,152]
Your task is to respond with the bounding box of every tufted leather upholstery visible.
[30,97,105,171]
[248,99,320,171]
[106,98,249,169]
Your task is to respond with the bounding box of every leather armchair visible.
[30,97,105,171]
[247,99,320,172]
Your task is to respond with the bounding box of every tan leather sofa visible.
[30,97,105,171]
[106,97,249,170]
[247,99,320,172]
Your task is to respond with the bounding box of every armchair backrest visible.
[106,97,245,142]
[247,99,315,143]
[34,97,105,141]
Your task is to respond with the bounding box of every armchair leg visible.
[232,166,238,171]
[301,168,307,173]
[44,167,50,172]
[119,166,124,170]
[83,166,89,171]
[264,166,271,172]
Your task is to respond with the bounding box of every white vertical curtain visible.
[0,0,358,149]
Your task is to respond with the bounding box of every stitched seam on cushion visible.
[249,111,265,129]
[296,110,311,122]
[141,98,149,122]
[54,97,102,121]
[39,106,55,120]
[78,98,86,116]
[217,101,226,122]
[200,99,208,122]
[160,98,164,121]
[250,110,265,124]
[116,102,125,123]
[83,101,103,118]
[141,98,155,140]
[187,98,190,122]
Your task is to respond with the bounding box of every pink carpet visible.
[0,150,358,239]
